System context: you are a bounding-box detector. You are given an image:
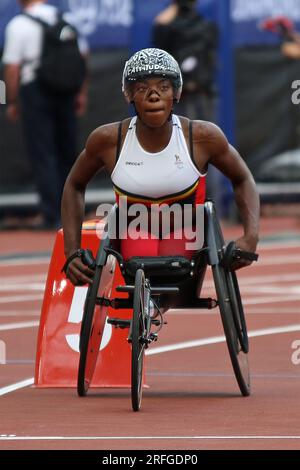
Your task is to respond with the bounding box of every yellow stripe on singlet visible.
[114,180,199,205]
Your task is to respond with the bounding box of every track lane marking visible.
[168,307,300,315]
[0,295,43,304]
[0,435,300,441]
[146,324,300,356]
[243,295,300,305]
[0,275,46,284]
[0,378,34,397]
[0,258,50,267]
[254,255,300,265]
[0,284,45,292]
[2,323,300,396]
[0,311,41,317]
[0,321,39,331]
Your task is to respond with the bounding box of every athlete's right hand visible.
[65,257,95,286]
[63,248,96,285]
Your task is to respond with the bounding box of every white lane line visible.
[0,258,50,267]
[201,292,300,306]
[169,308,300,315]
[0,378,34,397]
[0,435,299,441]
[248,324,300,338]
[2,323,300,396]
[0,284,45,292]
[0,321,39,331]
[0,294,43,304]
[242,307,300,314]
[203,273,300,290]
[1,275,297,295]
[234,286,300,295]
[243,295,300,305]
[237,273,300,285]
[257,255,300,265]
[0,275,46,284]
[197,294,300,306]
[0,247,297,269]
[146,324,300,356]
[258,241,300,250]
[0,311,41,317]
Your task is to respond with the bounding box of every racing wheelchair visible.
[76,200,258,411]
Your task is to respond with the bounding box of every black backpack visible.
[23,12,86,94]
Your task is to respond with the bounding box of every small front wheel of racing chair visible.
[205,201,258,396]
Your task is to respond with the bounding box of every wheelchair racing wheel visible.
[227,270,249,354]
[77,265,106,396]
[131,269,147,411]
[209,206,251,396]
[212,263,250,396]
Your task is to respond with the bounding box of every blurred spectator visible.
[152,0,218,121]
[2,0,89,229]
[152,1,224,217]
[281,33,300,60]
[260,15,300,59]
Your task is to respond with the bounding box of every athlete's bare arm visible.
[193,121,260,269]
[61,123,118,285]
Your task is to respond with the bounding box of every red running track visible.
[0,217,299,450]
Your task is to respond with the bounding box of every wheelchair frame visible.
[77,201,253,411]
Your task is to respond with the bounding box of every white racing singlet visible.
[111,115,206,206]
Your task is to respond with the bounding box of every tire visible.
[77,265,106,397]
[131,269,147,412]
[212,264,250,396]
[210,208,250,396]
[227,270,249,353]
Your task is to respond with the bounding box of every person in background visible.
[261,15,300,59]
[152,0,224,216]
[152,0,218,122]
[2,0,89,229]
[281,31,300,59]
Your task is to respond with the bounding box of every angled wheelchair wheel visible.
[207,203,250,396]
[226,270,249,354]
[77,265,107,396]
[212,264,250,396]
[131,269,147,412]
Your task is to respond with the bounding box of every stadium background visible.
[1,0,300,209]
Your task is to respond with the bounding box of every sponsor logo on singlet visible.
[125,161,144,166]
[174,154,184,169]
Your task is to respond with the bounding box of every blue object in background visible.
[0,0,133,49]
[1,0,300,216]
[1,0,300,50]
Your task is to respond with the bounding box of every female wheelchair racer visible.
[61,48,260,411]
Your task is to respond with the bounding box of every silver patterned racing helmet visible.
[122,48,183,103]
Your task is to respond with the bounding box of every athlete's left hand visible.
[232,235,258,271]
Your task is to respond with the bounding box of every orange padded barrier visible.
[35,221,134,388]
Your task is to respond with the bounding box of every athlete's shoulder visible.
[191,120,224,139]
[86,119,131,154]
[181,119,229,158]
[177,116,226,141]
